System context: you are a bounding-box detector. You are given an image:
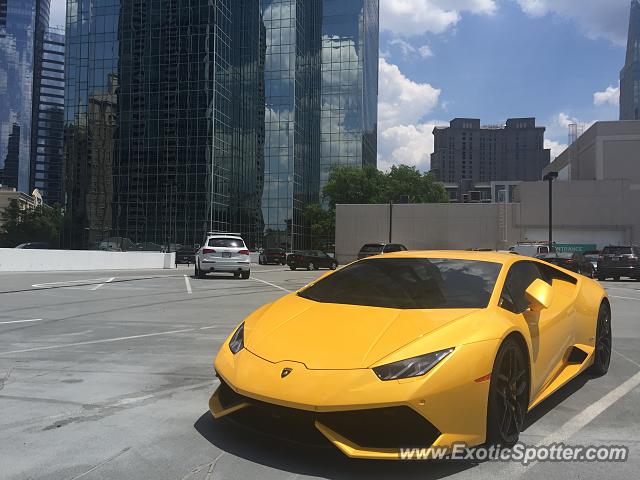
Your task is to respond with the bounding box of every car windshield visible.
[298,258,502,309]
[207,238,245,248]
[360,244,383,253]
[602,246,632,255]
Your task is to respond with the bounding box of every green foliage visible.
[322,164,448,207]
[304,202,335,250]
[0,200,63,248]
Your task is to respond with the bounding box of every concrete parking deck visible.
[0,266,639,479]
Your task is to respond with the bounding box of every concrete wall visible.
[335,203,520,263]
[0,249,176,272]
[544,121,640,182]
[336,179,640,262]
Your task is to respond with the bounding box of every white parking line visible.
[610,295,640,301]
[0,318,44,325]
[0,328,196,356]
[90,277,116,291]
[184,275,192,295]
[506,370,640,476]
[249,277,292,293]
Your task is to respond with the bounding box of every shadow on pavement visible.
[194,411,477,479]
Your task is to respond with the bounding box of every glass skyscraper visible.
[320,0,378,190]
[63,0,378,250]
[0,0,50,192]
[64,0,265,249]
[31,27,65,205]
[621,0,640,120]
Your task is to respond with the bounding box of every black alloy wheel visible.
[307,262,315,271]
[589,303,612,376]
[330,262,337,270]
[486,337,529,446]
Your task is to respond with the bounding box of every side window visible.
[500,261,545,314]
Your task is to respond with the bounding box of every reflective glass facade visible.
[64,0,378,250]
[64,0,265,249]
[260,0,321,250]
[31,27,64,205]
[0,0,49,192]
[621,0,640,120]
[320,0,378,191]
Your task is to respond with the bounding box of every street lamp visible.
[543,171,558,246]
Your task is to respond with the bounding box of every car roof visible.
[364,250,528,265]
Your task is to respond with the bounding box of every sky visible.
[48,0,629,172]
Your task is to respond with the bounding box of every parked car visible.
[175,247,196,265]
[287,250,338,271]
[584,250,600,274]
[195,233,250,279]
[509,242,556,257]
[259,248,286,265]
[14,242,50,249]
[538,252,595,278]
[357,243,407,259]
[597,245,640,281]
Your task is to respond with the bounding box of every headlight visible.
[228,323,244,354]
[373,348,454,381]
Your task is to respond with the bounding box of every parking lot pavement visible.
[0,268,639,480]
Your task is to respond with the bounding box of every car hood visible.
[244,294,478,370]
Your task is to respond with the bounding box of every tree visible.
[322,164,448,207]
[0,200,63,248]
[304,203,335,249]
[322,164,386,208]
[385,165,449,203]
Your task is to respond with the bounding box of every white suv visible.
[195,233,250,279]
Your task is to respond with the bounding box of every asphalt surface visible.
[0,265,639,480]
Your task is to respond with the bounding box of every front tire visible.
[330,262,337,270]
[307,262,314,271]
[589,303,612,376]
[290,265,296,271]
[486,337,529,446]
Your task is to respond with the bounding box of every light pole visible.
[543,172,558,246]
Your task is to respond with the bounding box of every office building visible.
[621,0,640,120]
[0,0,50,192]
[64,0,266,249]
[64,0,379,250]
[431,118,550,202]
[31,27,64,205]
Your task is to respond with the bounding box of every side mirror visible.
[525,278,554,312]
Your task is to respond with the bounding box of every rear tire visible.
[330,262,337,270]
[241,272,250,280]
[290,266,296,271]
[614,276,620,281]
[588,303,612,377]
[195,263,204,279]
[597,275,605,281]
[486,337,529,447]
[307,262,314,271]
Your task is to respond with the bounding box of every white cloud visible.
[380,0,497,37]
[379,123,447,172]
[594,85,620,107]
[388,38,418,57]
[377,58,444,171]
[515,0,630,45]
[418,44,435,58]
[544,139,567,160]
[378,58,441,129]
[49,0,66,29]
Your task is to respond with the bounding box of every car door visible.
[499,260,575,399]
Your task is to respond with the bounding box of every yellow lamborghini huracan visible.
[209,251,611,459]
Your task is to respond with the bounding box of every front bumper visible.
[210,341,499,459]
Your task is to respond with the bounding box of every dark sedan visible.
[259,248,287,265]
[287,250,338,271]
[357,243,407,260]
[175,248,196,265]
[538,252,595,278]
